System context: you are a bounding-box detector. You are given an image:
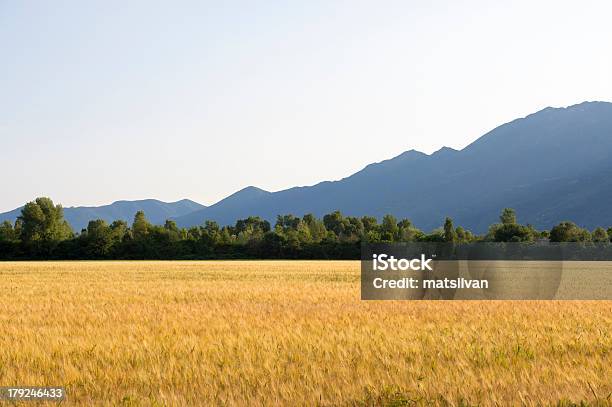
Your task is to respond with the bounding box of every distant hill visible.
[0,199,205,231]
[4,102,611,234]
[174,186,272,228]
[173,101,612,232]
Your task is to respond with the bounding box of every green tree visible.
[302,214,327,242]
[396,219,420,242]
[110,220,130,241]
[549,222,591,242]
[0,221,16,242]
[164,220,181,242]
[380,214,398,241]
[323,211,347,237]
[591,227,609,242]
[343,217,364,242]
[235,216,270,243]
[421,228,445,242]
[455,226,474,243]
[500,208,517,225]
[220,227,233,243]
[275,214,313,245]
[13,218,23,239]
[295,221,312,243]
[361,216,379,234]
[83,219,114,257]
[493,224,535,242]
[200,220,221,246]
[443,217,456,242]
[364,230,382,242]
[486,208,535,242]
[18,197,73,243]
[275,215,301,232]
[132,210,151,240]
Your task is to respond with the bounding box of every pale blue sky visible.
[2,0,612,211]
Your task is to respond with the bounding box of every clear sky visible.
[2,0,612,211]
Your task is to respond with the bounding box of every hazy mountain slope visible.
[0,199,205,231]
[174,186,272,228]
[4,102,610,233]
[0,208,23,226]
[174,101,612,232]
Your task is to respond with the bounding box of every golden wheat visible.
[0,261,610,406]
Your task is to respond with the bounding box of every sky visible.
[2,0,612,212]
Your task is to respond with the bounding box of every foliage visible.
[18,197,73,243]
[549,222,591,242]
[2,198,610,259]
[443,217,456,242]
[591,227,609,243]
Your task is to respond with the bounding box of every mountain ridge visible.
[172,101,612,232]
[0,199,205,232]
[3,101,611,234]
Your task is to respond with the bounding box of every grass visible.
[0,261,610,406]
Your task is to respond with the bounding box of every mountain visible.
[0,199,205,231]
[173,101,612,233]
[4,102,610,234]
[174,186,272,228]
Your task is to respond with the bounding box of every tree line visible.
[1,197,611,260]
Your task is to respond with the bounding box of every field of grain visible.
[0,261,610,406]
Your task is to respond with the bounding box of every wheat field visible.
[0,261,610,406]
